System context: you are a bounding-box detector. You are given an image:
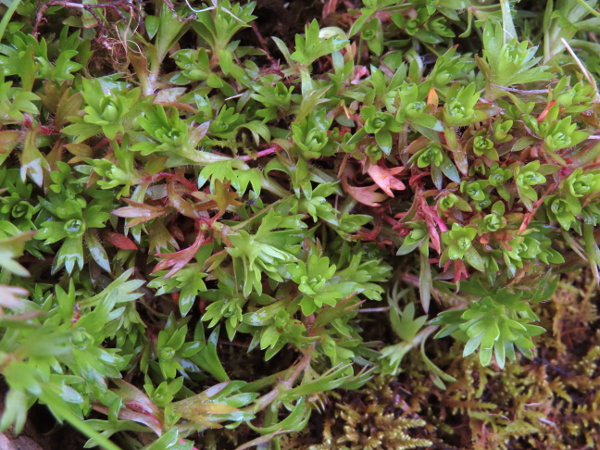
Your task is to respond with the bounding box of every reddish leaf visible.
[94,405,163,437]
[453,259,469,284]
[112,379,162,418]
[167,181,200,219]
[366,164,405,197]
[93,379,164,435]
[351,65,370,84]
[537,100,556,123]
[153,232,210,278]
[419,195,443,254]
[190,190,219,211]
[103,231,138,250]
[341,166,387,207]
[427,87,439,106]
[444,128,468,175]
[342,181,387,206]
[178,439,199,450]
[112,199,171,227]
[322,0,339,19]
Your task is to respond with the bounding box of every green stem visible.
[299,66,313,96]
[242,353,311,415]
[0,0,21,43]
[583,223,600,283]
[183,150,239,165]
[575,0,600,18]
[499,0,517,43]
[260,175,292,198]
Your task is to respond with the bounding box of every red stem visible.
[238,146,281,162]
[146,173,197,191]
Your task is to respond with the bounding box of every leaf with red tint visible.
[457,259,471,283]
[153,231,211,278]
[208,180,243,217]
[189,190,219,211]
[189,121,210,146]
[178,439,199,450]
[445,259,469,284]
[112,199,171,227]
[419,195,442,254]
[93,403,163,437]
[167,181,200,219]
[342,180,387,206]
[366,164,405,197]
[99,379,164,435]
[444,128,468,175]
[103,231,138,250]
[538,100,556,123]
[322,0,339,19]
[352,65,370,85]
[341,165,387,207]
[112,379,162,418]
[427,87,439,107]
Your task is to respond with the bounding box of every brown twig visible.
[163,0,197,23]
[33,0,144,49]
[490,83,550,95]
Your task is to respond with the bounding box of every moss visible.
[380,269,600,448]
[283,375,432,449]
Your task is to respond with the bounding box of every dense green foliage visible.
[0,0,599,448]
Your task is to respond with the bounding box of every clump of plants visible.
[374,268,600,448]
[0,0,599,448]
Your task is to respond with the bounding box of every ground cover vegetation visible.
[0,0,600,448]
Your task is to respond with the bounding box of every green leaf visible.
[248,397,310,434]
[191,326,229,382]
[419,245,432,312]
[84,230,110,273]
[439,153,461,183]
[464,246,485,272]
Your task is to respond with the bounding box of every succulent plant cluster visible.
[0,0,599,448]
